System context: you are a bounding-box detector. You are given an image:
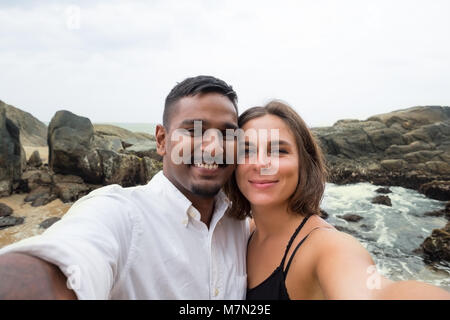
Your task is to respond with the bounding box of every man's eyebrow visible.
[180,119,206,126]
[180,119,238,130]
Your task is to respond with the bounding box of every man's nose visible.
[202,129,224,159]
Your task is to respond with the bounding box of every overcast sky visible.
[1,0,449,127]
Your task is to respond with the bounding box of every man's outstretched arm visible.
[0,253,77,300]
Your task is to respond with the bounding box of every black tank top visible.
[246,216,311,300]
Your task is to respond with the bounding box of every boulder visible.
[319,209,329,219]
[419,181,450,201]
[385,141,436,156]
[20,170,52,192]
[0,216,25,230]
[54,182,90,203]
[39,217,61,229]
[48,110,94,177]
[366,128,405,151]
[337,214,364,222]
[93,124,155,146]
[0,100,47,147]
[371,195,392,206]
[367,106,450,131]
[122,141,160,160]
[380,159,407,171]
[424,161,450,175]
[421,222,450,262]
[24,186,57,207]
[403,121,450,145]
[27,150,43,168]
[0,203,13,217]
[404,150,444,164]
[0,105,26,197]
[375,187,392,194]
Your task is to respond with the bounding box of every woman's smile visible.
[248,179,279,189]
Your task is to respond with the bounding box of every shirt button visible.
[182,219,188,226]
[214,288,219,297]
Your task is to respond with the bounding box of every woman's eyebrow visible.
[269,140,291,147]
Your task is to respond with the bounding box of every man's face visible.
[156,93,238,199]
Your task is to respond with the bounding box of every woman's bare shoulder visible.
[305,215,370,256]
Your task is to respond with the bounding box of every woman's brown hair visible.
[224,100,328,220]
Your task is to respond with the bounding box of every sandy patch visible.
[23,145,48,164]
[0,194,72,248]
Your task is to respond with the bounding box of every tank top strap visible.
[283,226,334,275]
[279,216,310,269]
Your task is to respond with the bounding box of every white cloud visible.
[0,0,449,127]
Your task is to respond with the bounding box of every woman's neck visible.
[251,203,305,241]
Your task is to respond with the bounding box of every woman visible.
[224,100,450,300]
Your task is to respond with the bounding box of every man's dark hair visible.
[163,75,238,128]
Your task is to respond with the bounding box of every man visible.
[0,75,249,299]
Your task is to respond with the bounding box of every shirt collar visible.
[148,171,231,227]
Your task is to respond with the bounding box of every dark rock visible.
[0,100,47,147]
[122,142,160,161]
[334,225,359,236]
[0,216,25,230]
[375,187,392,194]
[0,104,26,197]
[366,128,405,151]
[371,195,392,206]
[0,203,13,217]
[360,224,374,232]
[24,186,53,203]
[21,169,52,192]
[385,141,435,156]
[337,214,364,222]
[27,150,42,168]
[380,159,407,171]
[48,110,94,177]
[420,222,450,262]
[424,202,450,218]
[93,124,155,146]
[31,193,58,207]
[419,181,450,201]
[319,209,329,219]
[311,106,450,200]
[367,106,450,131]
[54,182,90,203]
[424,210,445,217]
[39,217,61,229]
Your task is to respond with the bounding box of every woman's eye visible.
[269,149,287,155]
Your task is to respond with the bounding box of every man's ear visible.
[155,124,167,156]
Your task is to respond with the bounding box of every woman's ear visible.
[155,124,166,156]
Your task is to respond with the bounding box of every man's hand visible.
[0,253,77,300]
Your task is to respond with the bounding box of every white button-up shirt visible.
[0,171,249,299]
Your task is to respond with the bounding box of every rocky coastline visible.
[0,99,449,266]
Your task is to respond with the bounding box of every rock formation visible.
[0,105,26,197]
[313,106,450,200]
[48,110,161,188]
[0,100,47,147]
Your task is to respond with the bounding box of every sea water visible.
[322,183,449,290]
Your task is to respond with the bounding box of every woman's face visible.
[236,114,299,209]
